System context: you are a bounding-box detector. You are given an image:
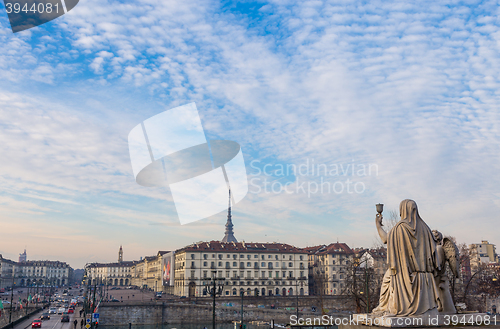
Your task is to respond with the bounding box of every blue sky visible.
[0,0,499,268]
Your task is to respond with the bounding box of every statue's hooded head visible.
[399,199,422,229]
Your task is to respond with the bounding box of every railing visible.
[190,265,196,269]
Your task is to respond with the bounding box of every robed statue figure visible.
[372,199,457,317]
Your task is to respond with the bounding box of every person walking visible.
[73,319,78,329]
[80,319,84,329]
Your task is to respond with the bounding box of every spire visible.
[118,245,123,262]
[221,188,237,243]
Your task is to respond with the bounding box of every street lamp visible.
[240,290,244,329]
[206,270,225,329]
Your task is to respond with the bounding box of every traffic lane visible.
[44,312,80,329]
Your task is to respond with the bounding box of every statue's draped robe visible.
[373,202,441,316]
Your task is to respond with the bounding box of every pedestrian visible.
[80,319,84,329]
[73,319,78,329]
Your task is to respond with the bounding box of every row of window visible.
[194,261,304,269]
[192,254,304,261]
[197,270,305,279]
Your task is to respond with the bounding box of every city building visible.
[18,260,73,286]
[19,249,27,263]
[1,254,73,288]
[305,243,354,296]
[173,241,308,297]
[0,254,19,289]
[470,240,498,268]
[131,251,170,292]
[357,247,388,276]
[85,246,136,286]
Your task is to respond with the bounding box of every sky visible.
[0,0,499,269]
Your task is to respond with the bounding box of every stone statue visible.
[372,199,458,317]
[432,230,459,314]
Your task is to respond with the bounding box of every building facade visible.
[86,261,135,286]
[85,246,136,286]
[130,251,169,292]
[470,240,498,268]
[306,243,354,296]
[18,260,73,286]
[174,241,308,297]
[0,254,19,289]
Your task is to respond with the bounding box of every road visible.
[9,308,85,329]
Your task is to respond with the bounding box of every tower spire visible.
[221,188,237,243]
[118,245,123,262]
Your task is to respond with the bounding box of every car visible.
[61,315,70,323]
[67,308,74,314]
[58,307,65,314]
[32,319,42,328]
[40,313,50,320]
[48,308,57,314]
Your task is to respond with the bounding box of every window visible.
[218,262,222,266]
[203,261,207,266]
[240,262,244,268]
[203,254,207,260]
[289,262,293,267]
[268,271,272,278]
[261,262,265,267]
[227,254,230,258]
[233,262,237,267]
[203,271,207,278]
[218,254,222,259]
[247,262,251,267]
[226,262,230,268]
[191,254,195,259]
[254,255,258,258]
[268,255,272,259]
[275,255,279,260]
[240,255,244,258]
[233,255,237,259]
[211,261,215,267]
[300,255,303,260]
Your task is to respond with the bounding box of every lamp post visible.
[240,290,244,329]
[8,275,14,327]
[295,280,299,319]
[207,270,224,329]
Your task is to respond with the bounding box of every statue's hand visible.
[376,213,383,226]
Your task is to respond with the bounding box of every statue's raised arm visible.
[375,213,387,244]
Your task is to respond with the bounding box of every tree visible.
[341,251,383,313]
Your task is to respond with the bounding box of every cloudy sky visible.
[0,0,499,269]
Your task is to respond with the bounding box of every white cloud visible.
[0,0,500,266]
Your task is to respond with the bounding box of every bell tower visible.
[118,245,123,262]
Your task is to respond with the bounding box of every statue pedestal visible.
[340,313,492,328]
